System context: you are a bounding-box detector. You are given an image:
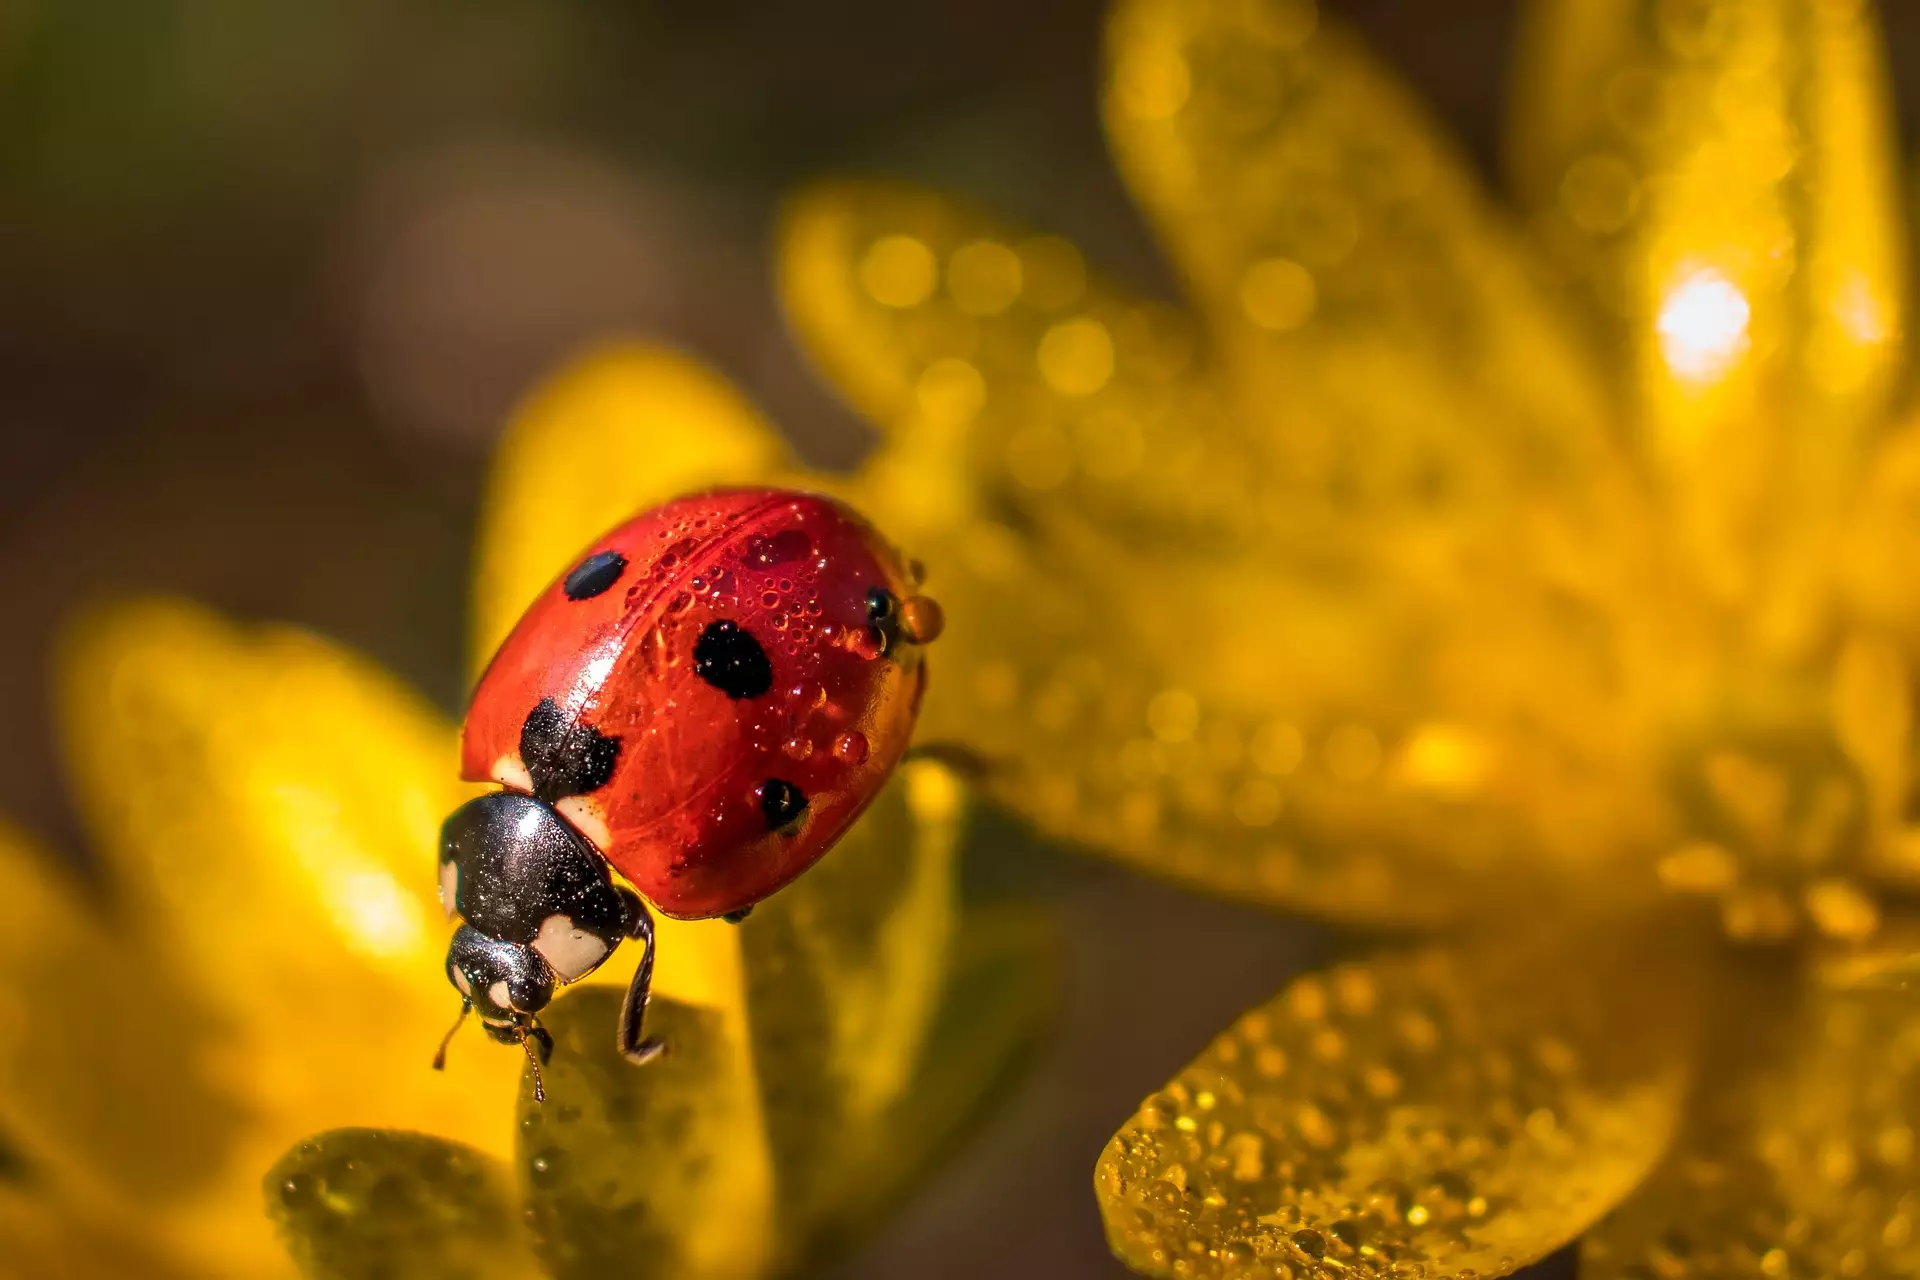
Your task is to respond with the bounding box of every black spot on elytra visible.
[563,550,627,600]
[759,778,807,830]
[520,697,620,800]
[693,620,773,699]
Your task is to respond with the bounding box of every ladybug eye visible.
[759,778,808,830]
[865,586,896,621]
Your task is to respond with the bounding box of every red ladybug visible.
[432,488,943,1093]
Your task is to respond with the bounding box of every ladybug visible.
[431,488,943,1095]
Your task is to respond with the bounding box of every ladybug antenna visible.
[521,1026,548,1103]
[431,1000,471,1072]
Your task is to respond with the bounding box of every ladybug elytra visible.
[432,488,942,1095]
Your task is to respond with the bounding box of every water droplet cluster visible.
[516,989,747,1277]
[1581,969,1920,1280]
[266,1127,521,1279]
[1097,937,1689,1279]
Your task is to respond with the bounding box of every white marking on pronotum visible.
[451,966,473,998]
[488,980,512,1011]
[531,913,611,984]
[556,796,613,853]
[438,859,459,920]
[491,753,535,794]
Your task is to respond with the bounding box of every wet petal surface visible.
[1097,926,1699,1279]
[1582,952,1920,1280]
[265,1128,528,1280]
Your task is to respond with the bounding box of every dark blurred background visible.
[6,3,1920,1274]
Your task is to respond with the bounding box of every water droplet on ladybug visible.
[762,590,780,607]
[899,594,945,644]
[789,681,827,709]
[833,731,871,765]
[783,735,815,761]
[667,592,692,613]
[844,628,883,661]
[747,528,811,567]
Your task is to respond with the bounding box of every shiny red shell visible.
[461,489,928,919]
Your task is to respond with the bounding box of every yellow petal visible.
[265,1129,531,1280]
[856,479,1666,924]
[1842,412,1920,648]
[1512,0,1908,640]
[1097,925,1699,1278]
[779,180,1257,545]
[1582,950,1920,1280]
[0,821,216,1280]
[1104,0,1621,558]
[780,176,1662,924]
[472,341,793,673]
[517,991,774,1280]
[57,596,520,1275]
[822,904,1057,1242]
[559,761,970,1272]
[1832,631,1910,830]
[741,758,966,1237]
[0,1185,190,1280]
[0,819,238,1206]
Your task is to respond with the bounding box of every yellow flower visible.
[1,348,1048,1278]
[769,0,1920,1275]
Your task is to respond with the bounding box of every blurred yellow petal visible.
[855,472,1666,924]
[1104,0,1622,561]
[1512,0,1908,641]
[57,598,519,1274]
[472,341,794,673]
[824,904,1058,1242]
[1582,954,1920,1280]
[0,820,237,1207]
[0,824,214,1280]
[1841,411,1920,647]
[1832,632,1909,809]
[265,1129,532,1280]
[0,1185,191,1280]
[1097,925,1700,1278]
[779,181,1256,544]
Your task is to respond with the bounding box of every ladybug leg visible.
[616,889,666,1065]
[519,1025,548,1103]
[526,1020,555,1064]
[722,906,753,924]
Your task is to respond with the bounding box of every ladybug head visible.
[432,791,655,1094]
